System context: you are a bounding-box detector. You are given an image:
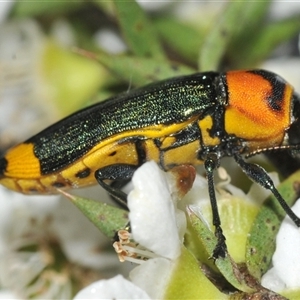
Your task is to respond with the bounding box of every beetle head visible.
[287,91,300,146]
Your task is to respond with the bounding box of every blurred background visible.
[0,1,300,299]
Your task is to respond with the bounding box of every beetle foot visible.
[212,226,227,260]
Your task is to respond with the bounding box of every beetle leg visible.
[204,153,228,259]
[95,164,137,209]
[234,153,300,227]
[234,154,300,227]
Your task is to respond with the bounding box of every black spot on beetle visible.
[0,157,8,177]
[52,182,66,188]
[109,151,117,157]
[248,69,285,112]
[75,168,91,179]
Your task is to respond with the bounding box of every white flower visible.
[74,161,224,299]
[74,274,150,299]
[262,200,300,292]
[128,161,185,260]
[127,161,185,299]
[74,161,184,299]
[0,289,19,300]
[0,186,120,299]
[73,161,282,299]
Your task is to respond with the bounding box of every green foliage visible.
[62,191,129,239]
[11,0,300,85]
[246,170,300,280]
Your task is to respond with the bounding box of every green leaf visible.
[11,1,84,17]
[199,1,246,71]
[227,1,270,42]
[77,49,195,86]
[42,42,104,116]
[246,170,300,280]
[154,17,203,66]
[112,0,165,60]
[61,191,129,239]
[231,15,300,68]
[164,247,228,299]
[187,208,254,293]
[199,1,270,71]
[281,288,300,300]
[224,2,270,68]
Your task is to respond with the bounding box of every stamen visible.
[216,167,232,195]
[113,230,159,263]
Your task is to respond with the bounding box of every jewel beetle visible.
[1,69,300,258]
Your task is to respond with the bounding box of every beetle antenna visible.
[246,144,300,158]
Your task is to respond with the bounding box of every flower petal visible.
[128,161,182,259]
[262,200,300,291]
[130,257,174,299]
[73,275,150,299]
[0,290,19,300]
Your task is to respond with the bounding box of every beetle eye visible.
[292,92,300,119]
[288,94,300,145]
[288,121,300,145]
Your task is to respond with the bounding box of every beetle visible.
[1,69,300,258]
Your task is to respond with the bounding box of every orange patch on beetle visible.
[224,70,293,145]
